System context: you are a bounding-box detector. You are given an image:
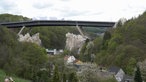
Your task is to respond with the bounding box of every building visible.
[109,66,125,82]
[122,75,133,82]
[108,66,133,82]
[64,55,76,64]
[46,49,63,55]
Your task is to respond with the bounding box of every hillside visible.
[1,12,146,81]
[0,69,31,82]
[0,27,49,81]
[0,13,79,49]
[26,26,78,49]
[93,11,146,76]
[0,13,31,23]
[0,14,79,81]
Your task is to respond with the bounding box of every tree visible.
[68,72,78,82]
[52,65,60,82]
[62,73,66,82]
[134,65,142,82]
[30,26,78,49]
[102,31,111,49]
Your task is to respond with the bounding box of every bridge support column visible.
[76,24,84,37]
[18,26,25,35]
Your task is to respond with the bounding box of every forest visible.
[92,11,146,76]
[0,11,146,81]
[0,14,79,81]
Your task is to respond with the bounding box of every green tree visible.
[134,66,142,82]
[62,73,66,82]
[95,11,146,74]
[0,13,31,23]
[102,31,111,49]
[93,37,102,53]
[52,65,60,82]
[0,27,49,80]
[29,26,78,49]
[68,72,78,82]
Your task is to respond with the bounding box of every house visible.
[64,55,76,64]
[74,60,83,67]
[121,75,133,82]
[46,49,63,55]
[108,66,125,82]
[74,60,83,65]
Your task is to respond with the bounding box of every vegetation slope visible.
[0,69,31,82]
[0,13,78,81]
[93,11,146,76]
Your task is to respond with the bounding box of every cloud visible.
[0,0,146,21]
[54,7,88,17]
[62,10,88,17]
[33,2,53,9]
[33,16,48,20]
[60,0,70,2]
[87,12,104,16]
[0,0,16,13]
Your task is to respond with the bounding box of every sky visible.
[0,0,146,21]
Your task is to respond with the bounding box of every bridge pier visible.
[18,26,25,35]
[76,23,84,37]
[17,26,33,35]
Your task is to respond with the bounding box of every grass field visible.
[0,69,31,82]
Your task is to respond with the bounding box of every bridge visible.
[0,20,115,28]
[0,20,115,36]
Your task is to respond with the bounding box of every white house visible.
[64,56,76,64]
[108,66,125,82]
[115,69,125,82]
[108,66,133,82]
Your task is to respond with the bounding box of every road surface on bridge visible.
[0,20,115,28]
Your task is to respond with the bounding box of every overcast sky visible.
[0,0,146,21]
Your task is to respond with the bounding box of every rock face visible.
[18,33,41,46]
[66,33,86,52]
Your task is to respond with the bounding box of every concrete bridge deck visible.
[0,20,115,28]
